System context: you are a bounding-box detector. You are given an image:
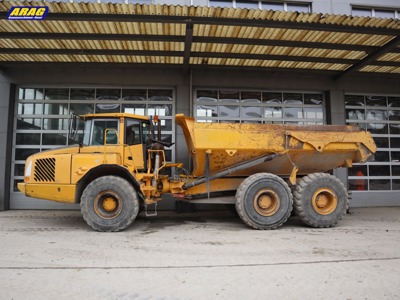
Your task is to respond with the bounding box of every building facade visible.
[0,0,400,210]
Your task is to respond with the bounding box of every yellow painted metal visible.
[71,150,122,184]
[21,153,73,184]
[164,163,184,168]
[289,166,299,186]
[93,190,123,219]
[19,183,76,203]
[176,114,377,179]
[17,112,377,207]
[17,113,142,204]
[83,113,149,122]
[287,130,376,158]
[124,144,145,171]
[184,178,245,195]
[311,188,338,215]
[169,181,185,194]
[103,197,117,212]
[253,189,280,217]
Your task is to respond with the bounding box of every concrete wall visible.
[312,0,400,14]
[172,0,400,14]
[38,0,400,13]
[0,72,12,211]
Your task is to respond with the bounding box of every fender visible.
[75,164,144,203]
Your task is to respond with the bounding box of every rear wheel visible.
[80,176,139,232]
[293,173,348,228]
[236,173,292,230]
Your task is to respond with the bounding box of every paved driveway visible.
[1,207,400,299]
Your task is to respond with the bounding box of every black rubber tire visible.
[80,176,139,232]
[293,173,348,228]
[235,173,293,230]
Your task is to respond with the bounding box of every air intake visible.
[34,158,56,182]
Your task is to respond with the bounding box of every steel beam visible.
[0,48,183,57]
[0,31,378,53]
[0,47,358,65]
[183,22,193,73]
[0,60,352,76]
[0,32,186,42]
[193,36,378,53]
[369,60,400,67]
[336,36,400,80]
[192,52,358,65]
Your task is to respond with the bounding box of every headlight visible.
[25,160,32,177]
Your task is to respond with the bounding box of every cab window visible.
[125,118,149,146]
[91,120,119,145]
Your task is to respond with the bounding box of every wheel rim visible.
[93,190,123,219]
[253,189,280,216]
[311,188,338,215]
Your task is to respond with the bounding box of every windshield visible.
[78,118,148,146]
[90,119,119,145]
[68,116,86,145]
[82,120,92,146]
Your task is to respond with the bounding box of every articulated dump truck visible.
[18,113,376,232]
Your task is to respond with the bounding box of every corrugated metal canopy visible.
[0,1,400,77]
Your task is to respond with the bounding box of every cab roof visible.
[82,113,150,121]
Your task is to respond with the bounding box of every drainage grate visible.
[34,158,56,182]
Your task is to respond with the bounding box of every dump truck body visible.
[176,114,375,195]
[176,114,375,177]
[18,113,376,232]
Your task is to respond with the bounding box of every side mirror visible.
[68,113,79,140]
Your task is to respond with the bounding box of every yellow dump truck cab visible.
[18,113,181,231]
[19,114,147,198]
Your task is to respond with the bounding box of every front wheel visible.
[236,173,293,230]
[293,173,348,228]
[80,176,139,232]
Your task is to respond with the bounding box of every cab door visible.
[124,119,147,171]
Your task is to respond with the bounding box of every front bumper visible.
[17,182,76,204]
[17,182,25,194]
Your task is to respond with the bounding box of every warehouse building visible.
[0,0,399,210]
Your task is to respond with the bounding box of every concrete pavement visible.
[0,207,400,299]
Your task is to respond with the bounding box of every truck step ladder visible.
[144,202,158,217]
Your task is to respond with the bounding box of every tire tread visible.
[293,173,348,228]
[236,173,293,230]
[80,176,139,232]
